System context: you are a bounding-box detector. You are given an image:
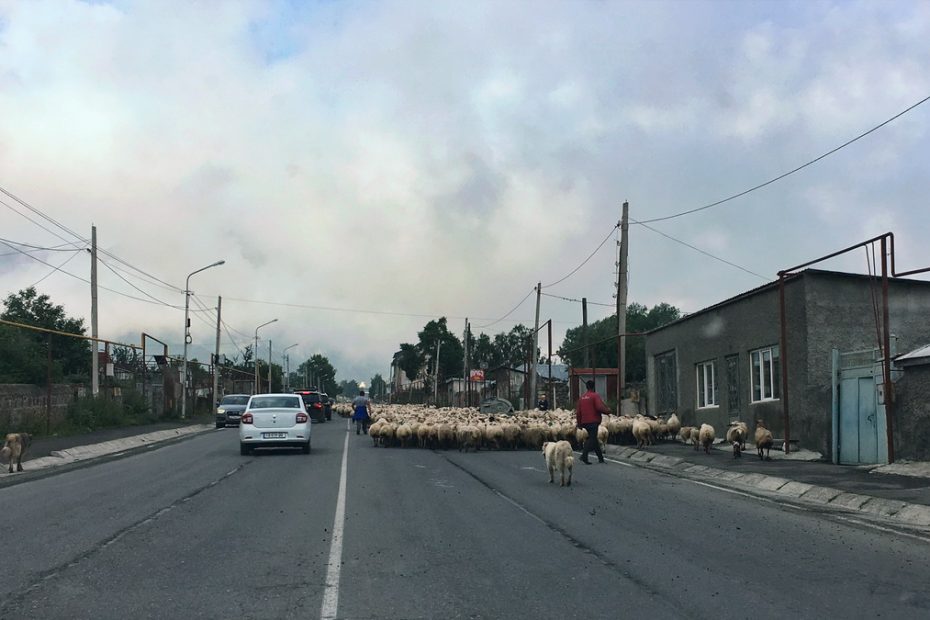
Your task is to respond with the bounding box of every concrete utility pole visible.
[616,201,630,408]
[212,296,222,408]
[267,340,272,393]
[90,225,99,396]
[582,297,589,368]
[530,282,541,409]
[434,339,441,404]
[463,319,468,407]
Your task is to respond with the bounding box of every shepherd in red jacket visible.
[576,379,610,464]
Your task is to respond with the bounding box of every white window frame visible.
[750,346,780,403]
[696,360,718,409]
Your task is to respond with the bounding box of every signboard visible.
[469,369,485,381]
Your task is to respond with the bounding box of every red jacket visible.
[576,390,609,425]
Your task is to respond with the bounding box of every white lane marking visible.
[321,428,350,619]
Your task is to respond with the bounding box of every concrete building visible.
[644,269,930,464]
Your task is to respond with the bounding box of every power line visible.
[474,287,536,329]
[98,257,184,309]
[0,237,84,254]
[637,93,930,224]
[0,198,86,249]
[28,249,85,288]
[540,292,614,307]
[542,223,619,289]
[222,295,494,322]
[633,218,769,281]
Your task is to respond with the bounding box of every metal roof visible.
[896,344,930,366]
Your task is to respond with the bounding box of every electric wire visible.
[633,218,770,281]
[542,223,619,289]
[0,197,86,249]
[474,287,537,329]
[637,94,930,224]
[28,248,84,288]
[0,237,84,254]
[540,292,614,307]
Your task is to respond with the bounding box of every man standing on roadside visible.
[576,379,609,464]
[352,390,372,435]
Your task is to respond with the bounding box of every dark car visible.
[294,390,328,422]
[216,394,251,428]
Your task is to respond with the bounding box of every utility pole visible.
[90,225,99,396]
[582,297,589,368]
[463,319,468,407]
[268,339,272,393]
[212,296,222,408]
[616,201,630,408]
[254,334,260,394]
[434,339,441,405]
[530,282,541,409]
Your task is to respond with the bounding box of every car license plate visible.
[262,432,287,439]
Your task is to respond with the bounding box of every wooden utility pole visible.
[616,201,629,408]
[530,282,541,408]
[212,296,222,408]
[91,225,99,396]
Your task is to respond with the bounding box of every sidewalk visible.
[1,420,214,483]
[602,440,930,530]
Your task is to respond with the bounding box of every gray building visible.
[644,269,930,463]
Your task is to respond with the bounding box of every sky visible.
[0,0,928,384]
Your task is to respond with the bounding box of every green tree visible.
[297,354,339,395]
[369,373,387,400]
[339,379,360,398]
[417,317,463,383]
[396,342,423,382]
[0,287,90,383]
[557,302,681,382]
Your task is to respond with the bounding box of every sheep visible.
[597,424,608,453]
[575,427,589,450]
[698,423,715,454]
[726,421,749,456]
[666,413,681,440]
[379,422,396,448]
[755,420,775,461]
[437,423,455,450]
[396,424,414,448]
[632,418,652,449]
[679,426,694,444]
[543,440,574,487]
[656,417,669,441]
[501,422,520,450]
[457,425,481,452]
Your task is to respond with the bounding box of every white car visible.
[239,393,311,455]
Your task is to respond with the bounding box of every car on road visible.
[479,397,515,415]
[215,394,251,428]
[238,393,311,455]
[294,390,329,422]
[320,393,334,420]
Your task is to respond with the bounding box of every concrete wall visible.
[0,384,83,433]
[799,274,930,456]
[645,277,807,437]
[892,365,930,461]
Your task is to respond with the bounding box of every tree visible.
[296,354,339,395]
[0,287,90,383]
[396,343,423,382]
[369,373,387,400]
[416,317,463,383]
[339,379,359,398]
[557,302,681,382]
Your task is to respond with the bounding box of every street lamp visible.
[254,319,278,394]
[182,260,225,419]
[282,343,298,391]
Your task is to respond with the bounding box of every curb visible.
[0,425,215,487]
[603,444,930,532]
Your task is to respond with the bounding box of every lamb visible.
[543,440,574,487]
[755,420,775,461]
[698,423,715,454]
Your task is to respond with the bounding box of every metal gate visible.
[832,348,887,465]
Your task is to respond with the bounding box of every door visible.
[838,367,881,465]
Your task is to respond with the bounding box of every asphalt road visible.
[2,419,929,619]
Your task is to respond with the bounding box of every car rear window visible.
[249,396,301,409]
[221,396,250,406]
[298,393,322,403]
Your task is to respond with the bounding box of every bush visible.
[64,388,154,432]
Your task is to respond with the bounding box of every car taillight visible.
[296,412,308,423]
[241,412,253,424]
[313,403,322,409]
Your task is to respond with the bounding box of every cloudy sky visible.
[1,0,928,383]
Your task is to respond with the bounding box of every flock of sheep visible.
[334,403,777,460]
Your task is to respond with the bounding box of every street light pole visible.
[253,318,278,394]
[282,343,298,391]
[182,260,225,419]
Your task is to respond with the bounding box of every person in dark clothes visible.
[575,379,610,464]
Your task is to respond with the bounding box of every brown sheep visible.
[755,420,774,461]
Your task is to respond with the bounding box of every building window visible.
[696,360,718,408]
[750,346,780,402]
[655,350,677,414]
[725,354,740,415]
